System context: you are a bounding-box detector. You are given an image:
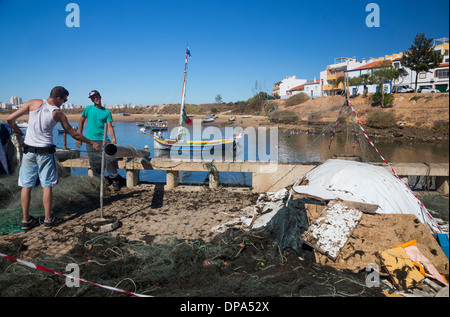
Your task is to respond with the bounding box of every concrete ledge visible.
[59,156,449,194]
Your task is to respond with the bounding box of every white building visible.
[10,96,22,106]
[276,76,307,99]
[0,102,13,109]
[345,60,394,95]
[320,57,368,96]
[303,79,321,97]
[345,43,449,94]
[62,103,75,109]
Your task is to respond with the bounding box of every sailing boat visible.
[148,45,240,151]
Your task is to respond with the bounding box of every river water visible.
[54,121,449,186]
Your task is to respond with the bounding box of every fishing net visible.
[0,228,385,297]
[0,164,104,235]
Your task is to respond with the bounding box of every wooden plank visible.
[301,201,363,261]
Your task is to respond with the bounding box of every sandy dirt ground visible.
[0,184,260,259]
[0,180,447,297]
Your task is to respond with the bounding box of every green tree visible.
[215,94,223,104]
[348,74,373,96]
[401,33,443,92]
[370,61,405,107]
[360,73,372,96]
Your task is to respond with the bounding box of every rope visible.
[343,97,442,233]
[0,252,151,297]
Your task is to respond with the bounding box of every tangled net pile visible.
[0,228,384,297]
[0,166,104,235]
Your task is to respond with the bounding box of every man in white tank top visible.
[7,86,101,230]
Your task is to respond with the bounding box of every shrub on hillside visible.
[365,110,397,128]
[372,91,394,108]
[245,92,270,113]
[285,93,310,107]
[268,110,299,123]
[264,100,279,115]
[432,120,449,131]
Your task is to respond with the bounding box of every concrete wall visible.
[59,157,449,195]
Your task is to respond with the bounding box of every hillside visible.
[272,93,449,142]
[281,93,449,127]
[1,93,448,142]
[106,93,449,129]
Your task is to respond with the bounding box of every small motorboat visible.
[203,115,218,123]
[17,122,28,129]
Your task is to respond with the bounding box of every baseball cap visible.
[88,90,101,98]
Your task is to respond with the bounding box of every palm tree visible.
[360,74,371,97]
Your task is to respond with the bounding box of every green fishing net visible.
[0,164,104,235]
[0,228,385,297]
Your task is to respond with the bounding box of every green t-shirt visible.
[81,105,113,141]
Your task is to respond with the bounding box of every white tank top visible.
[24,99,59,147]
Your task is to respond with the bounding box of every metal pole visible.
[100,123,107,218]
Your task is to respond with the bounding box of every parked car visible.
[417,86,440,93]
[393,85,414,93]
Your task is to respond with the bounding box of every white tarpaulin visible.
[293,159,441,233]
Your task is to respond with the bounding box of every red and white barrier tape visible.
[329,98,441,233]
[0,252,151,297]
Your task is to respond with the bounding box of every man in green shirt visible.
[76,90,121,191]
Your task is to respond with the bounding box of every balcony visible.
[327,71,345,82]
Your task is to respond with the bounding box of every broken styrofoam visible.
[301,202,362,260]
[293,159,440,233]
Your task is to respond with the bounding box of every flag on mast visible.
[186,45,191,58]
[181,44,192,125]
[183,108,192,125]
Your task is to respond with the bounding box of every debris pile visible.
[222,159,449,297]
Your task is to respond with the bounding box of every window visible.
[419,72,427,79]
[435,69,449,79]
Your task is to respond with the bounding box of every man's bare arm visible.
[53,111,100,151]
[6,100,39,136]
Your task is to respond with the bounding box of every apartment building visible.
[345,60,394,95]
[272,75,307,99]
[273,36,449,98]
[320,57,367,96]
[346,38,449,94]
[10,96,22,106]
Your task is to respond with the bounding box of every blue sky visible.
[0,0,448,107]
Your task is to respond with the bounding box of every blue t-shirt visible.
[81,105,113,141]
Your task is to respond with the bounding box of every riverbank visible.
[1,93,448,142]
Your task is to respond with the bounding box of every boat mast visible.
[179,43,190,128]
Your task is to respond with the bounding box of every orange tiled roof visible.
[287,84,305,92]
[351,60,392,71]
[305,79,320,85]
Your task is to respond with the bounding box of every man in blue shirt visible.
[76,90,121,191]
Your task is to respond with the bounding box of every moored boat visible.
[140,45,240,152]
